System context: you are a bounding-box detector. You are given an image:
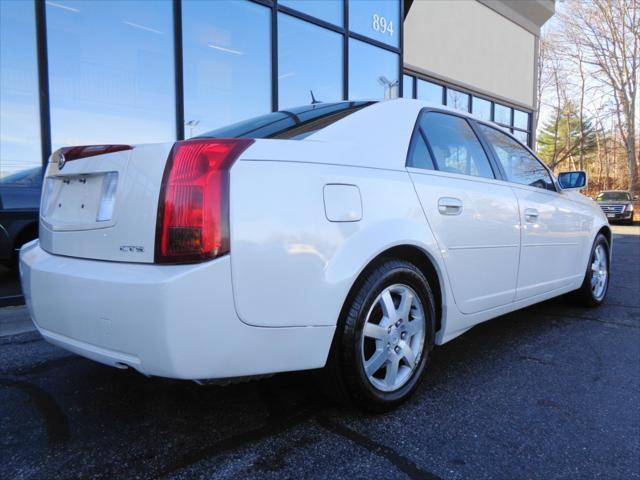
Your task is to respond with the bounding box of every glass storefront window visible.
[349,0,400,48]
[512,130,529,145]
[348,38,399,99]
[494,103,511,126]
[417,80,443,105]
[278,13,342,109]
[46,0,175,149]
[279,0,343,26]
[403,75,414,99]
[472,96,491,121]
[0,0,41,181]
[183,0,270,137]
[447,88,469,112]
[514,109,529,130]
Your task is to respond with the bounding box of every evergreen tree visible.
[537,100,597,170]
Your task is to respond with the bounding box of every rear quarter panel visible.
[229,159,446,328]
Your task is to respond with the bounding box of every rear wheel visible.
[568,234,610,307]
[321,259,435,412]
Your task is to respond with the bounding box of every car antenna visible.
[310,90,321,104]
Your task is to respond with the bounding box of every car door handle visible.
[524,208,539,222]
[438,197,463,215]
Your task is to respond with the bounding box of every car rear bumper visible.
[19,241,334,380]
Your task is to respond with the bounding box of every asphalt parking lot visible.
[1,226,638,480]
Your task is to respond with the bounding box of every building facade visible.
[0,0,554,301]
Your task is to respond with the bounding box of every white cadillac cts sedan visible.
[20,99,611,411]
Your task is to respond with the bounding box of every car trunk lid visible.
[39,143,173,263]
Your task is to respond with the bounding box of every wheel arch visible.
[337,244,445,336]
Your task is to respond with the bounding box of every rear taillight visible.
[155,138,254,263]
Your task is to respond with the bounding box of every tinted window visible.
[403,75,414,98]
[183,0,271,137]
[198,101,373,139]
[494,103,511,126]
[420,113,494,179]
[514,109,529,130]
[349,0,399,48]
[46,0,175,148]
[479,124,554,191]
[407,128,435,170]
[279,0,343,26]
[278,13,342,109]
[348,38,399,99]
[472,97,491,121]
[447,89,469,112]
[417,80,443,104]
[596,192,631,202]
[512,130,528,145]
[0,0,42,181]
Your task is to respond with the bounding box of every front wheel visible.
[321,259,435,412]
[568,233,610,307]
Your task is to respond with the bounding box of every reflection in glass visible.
[349,0,400,47]
[512,130,529,145]
[183,0,270,137]
[278,13,342,109]
[46,0,175,148]
[514,109,529,130]
[494,103,512,126]
[447,89,469,112]
[0,1,41,179]
[479,124,553,190]
[472,97,491,121]
[417,80,443,105]
[403,75,414,99]
[348,38,399,100]
[279,0,343,26]
[420,112,494,179]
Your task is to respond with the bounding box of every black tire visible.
[567,233,610,307]
[319,259,436,412]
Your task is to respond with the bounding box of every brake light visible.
[54,144,133,163]
[155,138,254,263]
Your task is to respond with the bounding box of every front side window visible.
[419,112,494,179]
[479,124,554,191]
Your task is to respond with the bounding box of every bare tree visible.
[561,0,639,196]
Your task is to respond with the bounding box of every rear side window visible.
[407,127,435,170]
[479,124,555,191]
[417,112,494,179]
[197,101,374,140]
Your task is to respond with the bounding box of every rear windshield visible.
[596,192,631,201]
[197,101,374,140]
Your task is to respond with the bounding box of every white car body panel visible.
[19,98,611,380]
[408,168,520,314]
[38,143,172,263]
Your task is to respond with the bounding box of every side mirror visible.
[558,171,587,190]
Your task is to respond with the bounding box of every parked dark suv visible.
[596,190,635,225]
[0,166,43,269]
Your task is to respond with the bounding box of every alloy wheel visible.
[360,284,426,392]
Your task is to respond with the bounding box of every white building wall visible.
[404,0,536,108]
